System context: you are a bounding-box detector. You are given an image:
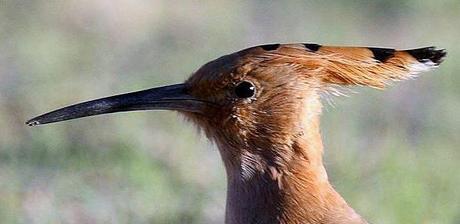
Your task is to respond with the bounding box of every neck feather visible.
[218,114,367,224]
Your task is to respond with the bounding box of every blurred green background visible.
[1,1,459,223]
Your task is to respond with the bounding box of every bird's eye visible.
[234,81,256,98]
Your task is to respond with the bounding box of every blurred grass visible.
[1,1,459,223]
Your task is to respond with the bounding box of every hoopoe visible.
[27,43,446,224]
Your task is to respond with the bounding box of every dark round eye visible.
[234,81,256,98]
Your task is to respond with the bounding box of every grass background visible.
[1,1,459,223]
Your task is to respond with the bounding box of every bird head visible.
[182,45,326,173]
[27,43,446,176]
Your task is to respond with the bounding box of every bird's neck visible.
[218,116,366,224]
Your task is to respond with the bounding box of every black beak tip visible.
[25,118,41,127]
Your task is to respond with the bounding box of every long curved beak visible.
[26,83,206,126]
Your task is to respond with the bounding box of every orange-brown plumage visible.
[27,43,446,224]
